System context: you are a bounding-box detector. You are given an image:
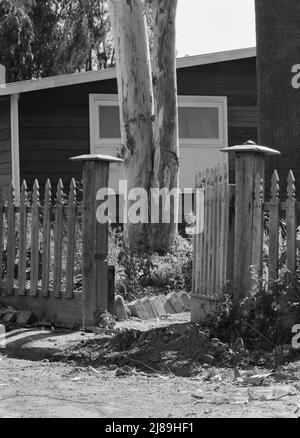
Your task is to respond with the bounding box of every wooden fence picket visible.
[212,166,218,294]
[252,174,264,279]
[220,164,228,294]
[65,179,76,299]
[268,171,280,285]
[193,164,230,299]
[6,182,15,295]
[0,192,3,289]
[41,180,52,297]
[0,163,111,327]
[18,180,28,296]
[53,179,64,298]
[286,171,296,273]
[30,180,40,296]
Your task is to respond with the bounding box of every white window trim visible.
[177,95,228,147]
[89,94,122,153]
[89,94,228,151]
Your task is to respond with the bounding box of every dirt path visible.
[0,355,300,418]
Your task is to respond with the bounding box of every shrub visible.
[108,228,193,301]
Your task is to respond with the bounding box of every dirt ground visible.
[2,312,300,418]
[1,355,300,418]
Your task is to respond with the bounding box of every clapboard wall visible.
[0,96,12,194]
[18,57,257,188]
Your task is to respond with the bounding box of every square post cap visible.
[220,140,280,156]
[70,154,124,163]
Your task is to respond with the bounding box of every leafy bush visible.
[205,224,300,349]
[108,227,193,301]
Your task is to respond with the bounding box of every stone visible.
[150,296,167,318]
[16,310,33,325]
[127,300,148,320]
[140,297,158,319]
[165,292,184,314]
[114,295,128,322]
[178,291,191,310]
[161,294,175,314]
[2,312,16,323]
[197,353,214,364]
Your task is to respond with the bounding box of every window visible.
[98,105,121,139]
[177,96,227,146]
[179,107,219,139]
[89,94,122,152]
[89,94,227,151]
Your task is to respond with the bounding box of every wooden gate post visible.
[221,141,280,302]
[70,154,123,328]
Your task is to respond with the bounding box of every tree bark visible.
[255,0,300,194]
[108,0,154,251]
[108,0,179,253]
[151,0,179,251]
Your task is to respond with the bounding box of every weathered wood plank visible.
[65,179,77,299]
[0,290,82,328]
[18,181,28,296]
[202,169,210,295]
[82,161,97,327]
[95,162,110,311]
[6,182,16,295]
[41,180,52,297]
[226,185,235,286]
[211,167,217,295]
[0,191,4,288]
[268,171,280,286]
[192,174,199,294]
[30,180,40,296]
[219,164,228,295]
[193,171,204,294]
[252,174,264,281]
[286,171,296,273]
[215,165,221,295]
[206,169,213,295]
[53,179,64,298]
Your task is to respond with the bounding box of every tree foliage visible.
[0,0,115,82]
[0,0,35,81]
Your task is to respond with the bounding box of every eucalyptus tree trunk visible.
[151,0,179,251]
[108,0,154,251]
[255,0,300,193]
[108,0,179,253]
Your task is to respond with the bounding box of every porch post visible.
[70,154,123,328]
[10,94,20,203]
[221,141,280,302]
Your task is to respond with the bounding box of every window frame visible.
[89,94,228,152]
[89,94,122,153]
[177,95,227,147]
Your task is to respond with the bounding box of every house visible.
[0,47,257,201]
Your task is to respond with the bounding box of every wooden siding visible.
[19,57,257,188]
[0,96,12,194]
[176,57,257,182]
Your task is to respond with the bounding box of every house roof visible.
[0,46,256,97]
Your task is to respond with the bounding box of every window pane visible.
[99,106,121,138]
[179,107,219,139]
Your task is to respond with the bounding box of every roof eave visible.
[0,46,256,97]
